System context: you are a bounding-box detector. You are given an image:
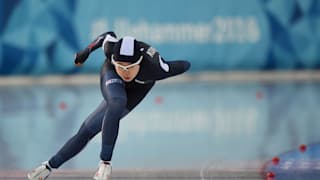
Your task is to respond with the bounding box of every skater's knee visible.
[108,97,127,110]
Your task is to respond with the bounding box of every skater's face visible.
[112,60,141,82]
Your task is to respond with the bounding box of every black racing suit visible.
[48,32,190,168]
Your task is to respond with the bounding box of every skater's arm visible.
[74,31,117,65]
[139,42,191,80]
[150,54,191,80]
[155,59,191,80]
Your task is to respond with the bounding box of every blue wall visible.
[0,0,320,75]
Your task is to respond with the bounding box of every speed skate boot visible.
[27,161,52,180]
[93,161,112,180]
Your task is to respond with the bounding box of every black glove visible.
[74,48,90,65]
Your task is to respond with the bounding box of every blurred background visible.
[0,0,320,177]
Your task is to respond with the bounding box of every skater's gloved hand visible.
[74,48,90,66]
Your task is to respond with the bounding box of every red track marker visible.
[266,171,275,179]
[59,102,67,110]
[154,96,163,105]
[256,91,263,100]
[272,157,280,165]
[299,144,307,153]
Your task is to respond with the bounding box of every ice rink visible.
[1,72,320,180]
[1,169,262,180]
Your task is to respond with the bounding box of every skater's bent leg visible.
[48,101,107,168]
[100,97,127,161]
[100,71,127,161]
